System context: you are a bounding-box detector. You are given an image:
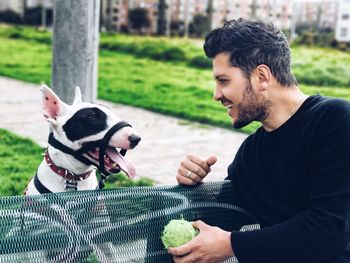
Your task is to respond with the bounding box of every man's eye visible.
[219,79,228,84]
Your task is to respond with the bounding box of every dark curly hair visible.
[204,19,298,87]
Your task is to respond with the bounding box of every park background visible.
[0,0,350,196]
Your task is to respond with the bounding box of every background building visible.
[293,0,338,30]
[336,0,350,41]
[1,0,350,42]
[98,0,304,35]
[0,0,25,16]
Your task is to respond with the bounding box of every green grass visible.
[0,25,350,135]
[0,128,42,196]
[291,46,350,87]
[1,25,350,87]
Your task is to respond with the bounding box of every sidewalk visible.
[0,76,248,185]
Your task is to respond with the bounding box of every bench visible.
[0,181,259,262]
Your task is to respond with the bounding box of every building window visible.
[342,14,349,20]
[341,27,348,38]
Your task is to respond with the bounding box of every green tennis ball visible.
[161,218,199,249]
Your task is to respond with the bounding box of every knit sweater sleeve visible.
[231,99,350,263]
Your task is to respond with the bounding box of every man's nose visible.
[213,87,222,101]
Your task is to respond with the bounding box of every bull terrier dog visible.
[25,85,141,195]
[15,85,141,262]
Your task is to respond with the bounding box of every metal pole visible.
[51,0,100,104]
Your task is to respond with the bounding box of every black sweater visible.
[228,95,350,262]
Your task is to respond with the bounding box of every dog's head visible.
[41,84,140,179]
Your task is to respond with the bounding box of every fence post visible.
[51,0,100,104]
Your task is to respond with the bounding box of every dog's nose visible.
[128,134,141,148]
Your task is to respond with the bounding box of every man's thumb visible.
[206,156,217,166]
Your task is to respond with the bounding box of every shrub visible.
[99,40,141,54]
[0,10,22,24]
[137,43,165,60]
[337,43,348,51]
[9,32,22,39]
[296,31,317,46]
[162,47,186,61]
[188,55,211,69]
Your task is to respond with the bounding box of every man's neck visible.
[262,86,308,132]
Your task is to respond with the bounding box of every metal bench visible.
[0,181,259,262]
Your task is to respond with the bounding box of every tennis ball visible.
[161,218,199,249]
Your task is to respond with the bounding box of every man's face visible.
[212,53,271,129]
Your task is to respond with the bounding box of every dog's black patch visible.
[63,107,108,141]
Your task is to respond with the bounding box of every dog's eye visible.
[89,113,97,119]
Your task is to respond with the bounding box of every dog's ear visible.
[73,86,82,105]
[41,85,68,125]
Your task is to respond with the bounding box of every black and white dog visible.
[6,85,142,262]
[25,85,141,195]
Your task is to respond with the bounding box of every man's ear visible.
[41,84,68,126]
[255,64,271,91]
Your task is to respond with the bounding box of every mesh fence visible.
[0,181,259,263]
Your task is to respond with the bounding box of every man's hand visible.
[176,155,217,185]
[168,220,234,263]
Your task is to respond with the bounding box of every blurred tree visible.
[129,8,150,34]
[206,0,213,29]
[157,0,167,35]
[190,14,210,37]
[166,0,171,36]
[0,10,22,24]
[184,0,189,37]
[23,7,53,26]
[170,20,182,36]
[23,0,27,17]
[251,0,257,19]
[105,0,114,31]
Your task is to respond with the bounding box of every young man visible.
[168,19,350,263]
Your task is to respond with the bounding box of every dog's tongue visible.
[106,148,136,179]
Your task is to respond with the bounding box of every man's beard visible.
[233,80,272,129]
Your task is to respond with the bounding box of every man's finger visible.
[168,242,192,257]
[182,158,208,178]
[177,166,200,185]
[173,253,199,263]
[192,220,210,231]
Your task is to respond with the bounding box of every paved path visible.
[0,77,247,185]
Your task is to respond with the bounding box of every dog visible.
[16,85,141,262]
[25,84,141,195]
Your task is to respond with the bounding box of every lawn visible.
[0,26,350,135]
[0,128,42,196]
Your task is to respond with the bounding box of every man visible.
[168,19,350,263]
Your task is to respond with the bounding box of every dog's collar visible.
[44,149,93,181]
